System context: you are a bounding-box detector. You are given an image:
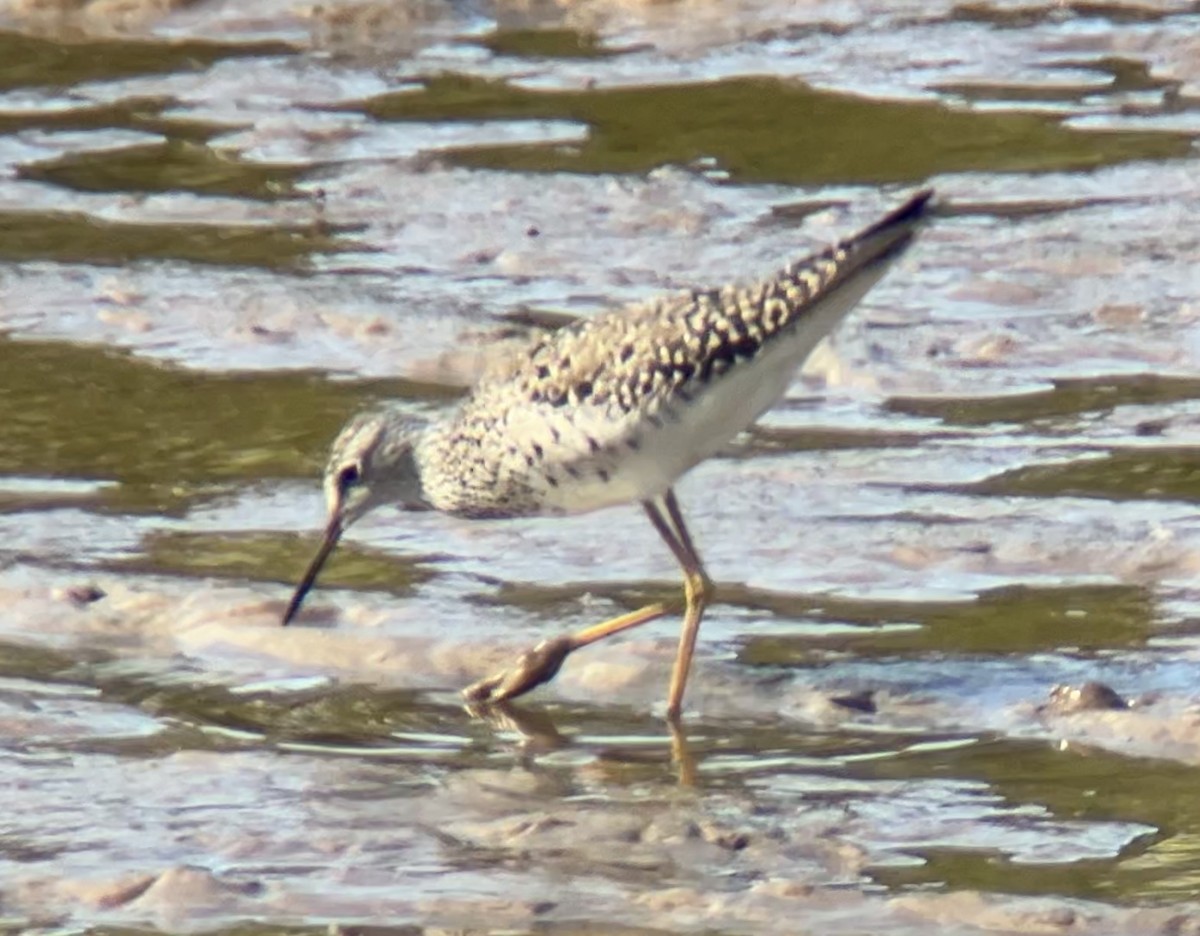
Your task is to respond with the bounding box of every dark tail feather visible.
[843,187,935,266]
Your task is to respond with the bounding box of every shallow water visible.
[1,0,1200,932]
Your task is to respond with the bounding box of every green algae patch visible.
[888,375,1200,428]
[18,140,305,201]
[968,448,1200,503]
[118,529,433,596]
[0,208,351,268]
[359,73,1192,186]
[866,736,1200,903]
[0,337,454,514]
[735,582,1154,662]
[479,28,618,60]
[0,29,295,92]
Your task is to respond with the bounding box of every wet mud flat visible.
[3,0,1200,933]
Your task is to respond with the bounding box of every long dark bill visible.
[281,515,343,626]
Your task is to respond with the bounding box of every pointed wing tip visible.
[873,187,937,234]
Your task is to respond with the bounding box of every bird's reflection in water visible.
[465,701,697,786]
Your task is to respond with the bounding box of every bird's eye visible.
[336,463,361,490]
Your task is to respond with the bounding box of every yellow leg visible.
[462,487,711,715]
[645,490,711,720]
[668,715,696,787]
[666,569,708,719]
[462,601,668,704]
[566,601,670,648]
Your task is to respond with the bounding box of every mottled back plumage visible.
[416,189,933,517]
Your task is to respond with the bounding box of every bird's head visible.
[282,408,427,625]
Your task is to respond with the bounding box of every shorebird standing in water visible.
[282,189,933,719]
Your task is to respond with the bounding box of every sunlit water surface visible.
[2,0,1200,932]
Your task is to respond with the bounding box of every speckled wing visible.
[425,189,933,517]
[501,189,929,412]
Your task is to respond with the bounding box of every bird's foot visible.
[461,635,575,704]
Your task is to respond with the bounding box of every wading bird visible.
[283,189,933,719]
